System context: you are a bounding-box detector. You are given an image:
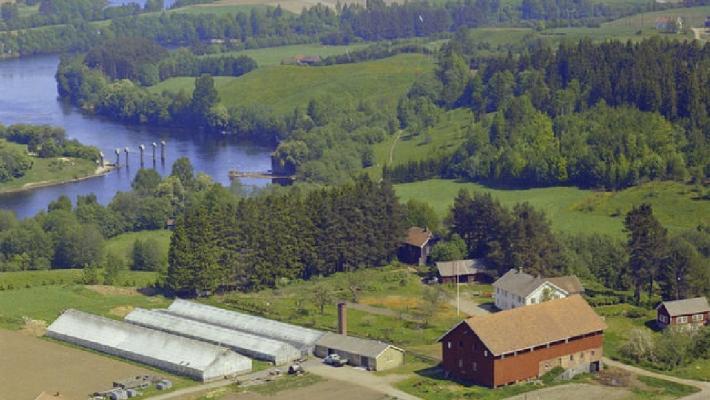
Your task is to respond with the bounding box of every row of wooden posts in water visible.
[98,140,167,168]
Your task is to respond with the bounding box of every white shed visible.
[46,309,251,381]
[125,308,301,365]
[167,299,324,354]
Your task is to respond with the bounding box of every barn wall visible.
[375,347,405,371]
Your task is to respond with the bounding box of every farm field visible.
[0,139,100,193]
[151,54,434,115]
[0,329,194,400]
[179,0,394,14]
[394,179,709,238]
[0,282,167,330]
[0,269,158,290]
[203,43,369,66]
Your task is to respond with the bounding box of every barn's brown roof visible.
[460,295,606,356]
[658,297,710,317]
[404,227,432,248]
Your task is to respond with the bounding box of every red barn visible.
[439,295,606,388]
[656,297,710,328]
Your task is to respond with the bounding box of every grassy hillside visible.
[204,43,369,66]
[151,54,434,114]
[369,108,473,178]
[0,140,99,194]
[104,229,172,265]
[395,179,709,238]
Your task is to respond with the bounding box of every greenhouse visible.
[46,309,252,382]
[125,308,302,365]
[167,299,324,353]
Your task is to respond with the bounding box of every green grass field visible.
[369,108,473,177]
[105,229,172,265]
[151,54,434,114]
[0,140,99,193]
[0,269,159,290]
[203,43,369,66]
[394,179,709,238]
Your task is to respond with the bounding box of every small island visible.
[0,124,108,194]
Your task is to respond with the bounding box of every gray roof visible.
[125,308,301,365]
[436,259,495,278]
[315,333,403,359]
[659,297,710,317]
[167,299,324,352]
[493,270,583,298]
[46,310,251,381]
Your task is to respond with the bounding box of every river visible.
[0,55,272,219]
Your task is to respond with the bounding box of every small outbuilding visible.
[314,332,405,371]
[398,227,435,266]
[436,259,497,284]
[657,297,710,328]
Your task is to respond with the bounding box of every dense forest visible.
[0,0,699,58]
[387,36,709,188]
[0,0,145,31]
[0,124,100,182]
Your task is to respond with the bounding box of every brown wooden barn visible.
[436,259,497,284]
[656,297,710,328]
[439,295,606,388]
[398,227,434,266]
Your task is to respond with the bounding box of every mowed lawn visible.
[203,43,369,66]
[395,179,709,238]
[0,140,98,193]
[151,54,434,115]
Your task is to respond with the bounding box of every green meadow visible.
[394,179,708,238]
[0,140,98,194]
[151,54,435,114]
[104,229,172,265]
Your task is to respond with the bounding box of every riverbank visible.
[0,161,114,195]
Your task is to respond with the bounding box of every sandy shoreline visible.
[0,165,116,195]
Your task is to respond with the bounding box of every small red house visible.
[398,227,434,266]
[656,297,710,328]
[439,295,606,388]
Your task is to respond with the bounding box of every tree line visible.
[0,0,145,31]
[393,36,708,188]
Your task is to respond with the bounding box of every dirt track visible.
[0,329,156,400]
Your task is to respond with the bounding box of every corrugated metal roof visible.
[315,333,403,359]
[46,309,251,381]
[167,299,324,352]
[125,308,301,364]
[659,297,710,317]
[454,295,606,356]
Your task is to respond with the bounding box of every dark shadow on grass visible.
[414,365,480,388]
[644,319,663,332]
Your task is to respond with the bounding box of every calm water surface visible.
[0,55,271,219]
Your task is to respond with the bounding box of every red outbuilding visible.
[656,297,710,328]
[438,295,606,388]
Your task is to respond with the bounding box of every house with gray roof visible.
[493,269,584,311]
[314,333,404,371]
[657,297,710,328]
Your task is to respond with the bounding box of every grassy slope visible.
[151,54,434,114]
[104,229,172,264]
[203,43,369,66]
[394,179,709,238]
[0,140,98,193]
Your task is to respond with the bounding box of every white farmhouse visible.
[493,269,584,310]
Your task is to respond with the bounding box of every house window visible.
[447,341,451,349]
[459,359,463,368]
[459,341,464,348]
[472,362,478,372]
[591,350,595,356]
[531,298,537,304]
[580,352,585,360]
[692,314,704,322]
[678,316,688,324]
[659,315,668,324]
[484,350,488,357]
[569,355,574,361]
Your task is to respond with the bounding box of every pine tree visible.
[624,204,668,304]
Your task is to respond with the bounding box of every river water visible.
[0,55,272,219]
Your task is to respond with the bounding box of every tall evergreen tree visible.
[624,204,668,304]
